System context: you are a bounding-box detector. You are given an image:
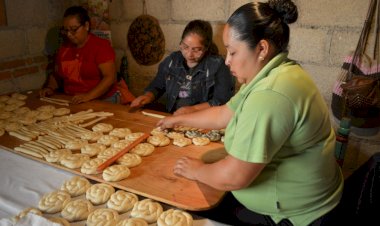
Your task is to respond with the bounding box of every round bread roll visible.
[97,147,120,160]
[60,153,90,169]
[102,164,131,182]
[36,104,56,112]
[81,158,106,175]
[125,132,145,142]
[0,95,10,102]
[147,135,170,147]
[13,106,30,115]
[65,139,88,150]
[0,111,12,120]
[11,92,27,100]
[46,217,70,226]
[44,149,72,163]
[61,199,93,222]
[86,208,119,226]
[173,137,192,147]
[112,139,132,149]
[130,143,155,157]
[81,143,106,157]
[36,111,54,121]
[97,134,119,146]
[166,132,185,140]
[86,183,115,205]
[116,218,148,226]
[80,131,103,142]
[106,190,138,213]
[130,199,163,224]
[38,190,71,213]
[150,127,168,136]
[109,127,132,138]
[157,209,193,226]
[60,176,91,197]
[5,122,22,132]
[192,137,210,146]
[92,122,113,133]
[116,153,142,168]
[53,107,70,116]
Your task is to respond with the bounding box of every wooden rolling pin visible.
[96,133,149,172]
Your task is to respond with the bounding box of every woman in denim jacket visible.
[130,20,235,115]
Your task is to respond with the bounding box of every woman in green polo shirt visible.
[157,0,343,225]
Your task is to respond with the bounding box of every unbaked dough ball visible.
[86,183,115,205]
[130,199,163,224]
[116,218,148,226]
[97,147,120,160]
[92,122,113,133]
[157,209,193,226]
[81,158,106,175]
[116,153,142,168]
[81,143,106,157]
[147,135,170,147]
[102,164,131,182]
[173,137,192,147]
[60,153,90,169]
[97,134,119,146]
[130,143,155,157]
[86,208,119,226]
[109,127,132,138]
[38,190,71,213]
[106,190,138,213]
[60,176,91,197]
[80,131,103,142]
[192,137,210,146]
[125,132,145,142]
[61,199,93,222]
[44,149,72,163]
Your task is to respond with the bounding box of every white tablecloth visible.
[0,149,229,226]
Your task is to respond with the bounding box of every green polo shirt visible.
[225,52,343,226]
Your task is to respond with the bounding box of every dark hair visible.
[227,0,298,53]
[63,6,90,25]
[181,19,219,55]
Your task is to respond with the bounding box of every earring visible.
[259,56,264,61]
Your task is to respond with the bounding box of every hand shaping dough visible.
[81,143,106,157]
[192,137,210,146]
[102,164,131,182]
[86,183,115,205]
[147,135,170,147]
[92,122,113,133]
[130,143,155,157]
[106,190,138,213]
[61,199,93,222]
[116,218,148,226]
[130,199,163,224]
[157,209,193,226]
[60,176,91,197]
[38,190,71,213]
[109,127,132,138]
[60,153,90,169]
[173,137,192,147]
[86,208,119,226]
[97,134,119,146]
[81,158,106,174]
[116,153,142,168]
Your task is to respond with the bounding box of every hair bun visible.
[268,0,298,24]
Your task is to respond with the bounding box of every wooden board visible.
[0,92,226,211]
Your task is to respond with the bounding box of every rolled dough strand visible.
[67,124,92,133]
[14,146,43,158]
[20,144,48,155]
[41,136,64,148]
[61,127,82,138]
[54,129,77,140]
[40,97,69,106]
[79,116,107,128]
[20,127,40,137]
[29,141,55,152]
[36,139,59,150]
[46,133,71,143]
[24,142,50,154]
[9,131,33,141]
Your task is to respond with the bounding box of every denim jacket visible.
[145,51,235,112]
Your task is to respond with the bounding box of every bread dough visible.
[38,190,71,213]
[106,190,138,213]
[130,143,155,157]
[11,92,27,100]
[61,199,93,222]
[0,95,10,102]
[130,199,163,224]
[36,104,56,112]
[86,183,115,205]
[203,130,222,141]
[81,143,106,157]
[112,139,133,149]
[102,164,131,182]
[13,106,31,115]
[157,209,193,226]
[86,208,119,226]
[125,132,145,142]
[116,153,142,168]
[0,111,11,120]
[116,218,148,226]
[44,149,72,163]
[4,122,22,132]
[60,153,90,169]
[60,176,91,197]
[150,127,168,136]
[92,122,113,133]
[147,135,170,147]
[97,147,120,160]
[97,134,119,146]
[80,131,103,142]
[192,137,210,146]
[81,158,106,174]
[109,127,132,138]
[173,137,192,147]
[36,111,54,121]
[65,139,88,150]
[53,107,70,116]
[166,132,185,140]
[185,130,202,139]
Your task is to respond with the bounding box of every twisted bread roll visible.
[97,134,119,146]
[60,153,90,169]
[130,199,163,224]
[102,164,131,182]
[80,131,103,142]
[60,176,91,197]
[86,208,119,226]
[106,190,138,213]
[86,183,115,205]
[192,137,210,146]
[81,158,106,174]
[44,149,72,163]
[173,137,192,147]
[147,135,170,147]
[116,218,148,226]
[130,143,155,157]
[116,153,142,168]
[125,132,145,142]
[109,127,132,138]
[61,199,93,222]
[157,209,193,226]
[97,147,120,160]
[81,143,106,157]
[92,122,113,133]
[112,139,133,149]
[38,190,71,213]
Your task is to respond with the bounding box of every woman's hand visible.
[156,116,178,130]
[39,87,54,98]
[130,93,154,108]
[173,156,203,181]
[71,93,92,104]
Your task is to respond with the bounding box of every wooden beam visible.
[0,0,7,26]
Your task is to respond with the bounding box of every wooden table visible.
[0,92,226,211]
